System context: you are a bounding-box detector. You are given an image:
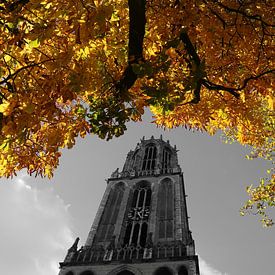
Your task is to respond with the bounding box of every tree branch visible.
[179,30,202,103]
[202,80,240,98]
[203,69,275,96]
[237,69,275,91]
[215,0,275,27]
[179,30,200,66]
[116,0,146,93]
[0,60,54,87]
[179,30,274,102]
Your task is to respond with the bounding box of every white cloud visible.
[199,256,229,275]
[0,175,74,275]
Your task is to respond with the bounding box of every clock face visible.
[127,206,150,221]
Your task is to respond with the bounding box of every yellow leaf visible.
[44,164,53,178]
[28,38,40,48]
[0,100,16,116]
[267,95,274,110]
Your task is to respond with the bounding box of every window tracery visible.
[142,145,157,171]
[123,182,151,247]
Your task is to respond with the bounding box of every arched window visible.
[79,271,95,275]
[96,182,125,242]
[157,178,174,239]
[142,144,157,171]
[123,181,151,247]
[178,266,188,275]
[162,147,172,173]
[154,266,173,275]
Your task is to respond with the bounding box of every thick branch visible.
[180,30,200,66]
[179,30,202,103]
[116,0,146,93]
[128,0,146,61]
[202,80,240,98]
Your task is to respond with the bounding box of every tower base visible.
[59,255,200,275]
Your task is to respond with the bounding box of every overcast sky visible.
[0,110,274,275]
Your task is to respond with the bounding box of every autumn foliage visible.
[0,1,274,225]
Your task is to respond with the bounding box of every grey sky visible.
[0,110,274,275]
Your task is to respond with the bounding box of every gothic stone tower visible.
[59,136,200,275]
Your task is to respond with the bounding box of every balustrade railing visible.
[110,167,181,179]
[61,243,188,267]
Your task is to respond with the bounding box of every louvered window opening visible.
[96,184,125,242]
[124,185,151,247]
[142,145,157,171]
[158,179,174,239]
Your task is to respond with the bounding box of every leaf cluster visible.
[0,0,274,224]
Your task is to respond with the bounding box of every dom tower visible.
[59,136,200,275]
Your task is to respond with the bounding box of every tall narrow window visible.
[96,182,125,243]
[142,145,157,171]
[162,147,171,173]
[132,149,140,171]
[157,178,174,240]
[123,181,151,247]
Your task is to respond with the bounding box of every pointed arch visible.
[135,180,151,189]
[107,264,143,275]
